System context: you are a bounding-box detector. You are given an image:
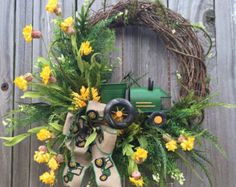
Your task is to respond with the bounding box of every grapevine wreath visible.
[1,0,231,187]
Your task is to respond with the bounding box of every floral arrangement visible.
[1,0,232,187]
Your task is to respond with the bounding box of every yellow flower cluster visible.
[133,147,148,164]
[22,24,33,42]
[14,76,28,91]
[129,177,144,187]
[60,17,74,33]
[37,129,53,141]
[40,65,51,85]
[34,151,50,163]
[71,86,100,110]
[48,156,59,171]
[180,136,195,151]
[165,140,177,152]
[34,146,60,186]
[40,170,55,186]
[71,92,87,108]
[45,0,58,13]
[80,41,93,56]
[165,135,195,152]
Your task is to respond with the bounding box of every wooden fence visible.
[0,0,236,186]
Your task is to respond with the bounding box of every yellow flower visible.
[71,86,100,110]
[40,170,55,186]
[71,92,87,109]
[37,129,53,141]
[80,86,90,100]
[34,151,50,163]
[60,17,74,32]
[133,147,148,164]
[48,156,59,171]
[40,65,51,85]
[45,0,58,13]
[91,87,100,101]
[22,25,33,42]
[14,76,28,91]
[165,140,178,152]
[129,177,144,187]
[180,136,195,151]
[80,41,93,56]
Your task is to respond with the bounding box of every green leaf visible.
[71,35,84,73]
[122,144,134,156]
[49,122,63,132]
[0,126,48,146]
[37,57,50,66]
[46,140,58,155]
[90,53,100,68]
[193,150,213,167]
[191,22,206,30]
[138,136,148,149]
[21,91,43,99]
[0,133,30,146]
[84,129,97,147]
[128,159,138,175]
[27,126,47,134]
[153,137,167,179]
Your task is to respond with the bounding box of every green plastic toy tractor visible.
[86,78,171,129]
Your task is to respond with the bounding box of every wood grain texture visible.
[213,0,236,187]
[0,1,15,187]
[12,0,33,187]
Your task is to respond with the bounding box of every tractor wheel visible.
[150,112,167,127]
[69,162,76,168]
[63,175,69,183]
[87,110,99,120]
[100,174,108,181]
[95,158,104,168]
[104,98,136,129]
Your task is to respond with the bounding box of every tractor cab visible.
[129,78,171,113]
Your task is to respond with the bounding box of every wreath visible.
[1,0,230,187]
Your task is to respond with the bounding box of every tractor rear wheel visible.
[104,98,136,129]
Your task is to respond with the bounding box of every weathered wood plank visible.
[213,0,236,187]
[168,0,217,187]
[123,26,169,90]
[0,1,15,187]
[12,0,33,187]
